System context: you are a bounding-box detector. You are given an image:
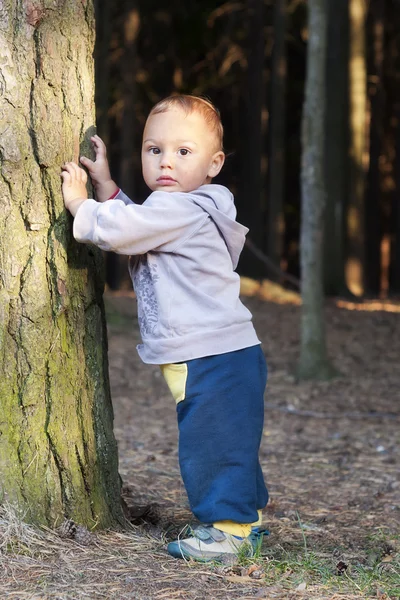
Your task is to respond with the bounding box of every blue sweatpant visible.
[175,345,268,525]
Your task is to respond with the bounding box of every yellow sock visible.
[213,510,263,538]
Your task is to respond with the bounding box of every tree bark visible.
[298,0,335,380]
[0,0,124,528]
[266,0,287,276]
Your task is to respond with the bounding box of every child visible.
[61,95,269,562]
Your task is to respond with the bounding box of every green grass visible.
[260,550,398,596]
[234,517,400,598]
[242,528,400,599]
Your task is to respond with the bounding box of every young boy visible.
[61,95,269,562]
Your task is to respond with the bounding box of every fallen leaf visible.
[295,581,307,591]
[381,554,393,563]
[248,564,261,575]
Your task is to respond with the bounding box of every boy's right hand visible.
[80,135,119,202]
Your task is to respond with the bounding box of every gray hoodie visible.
[73,184,260,364]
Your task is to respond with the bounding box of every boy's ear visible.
[208,151,225,179]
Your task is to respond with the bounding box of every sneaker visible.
[167,524,267,562]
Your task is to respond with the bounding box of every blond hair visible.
[148,95,224,151]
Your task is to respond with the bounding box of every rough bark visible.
[298,0,335,380]
[0,0,124,528]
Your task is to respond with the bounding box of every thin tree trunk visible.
[120,0,139,199]
[347,0,368,296]
[298,0,335,380]
[266,0,287,275]
[386,1,400,295]
[390,104,400,293]
[323,0,349,296]
[0,0,124,528]
[365,0,385,295]
[94,0,112,147]
[238,0,267,277]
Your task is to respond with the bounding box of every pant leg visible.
[176,345,269,524]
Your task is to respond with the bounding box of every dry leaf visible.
[295,581,307,591]
[248,564,261,575]
[381,554,393,563]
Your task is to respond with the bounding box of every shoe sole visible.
[167,540,235,562]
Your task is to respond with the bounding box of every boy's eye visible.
[149,147,160,155]
[178,148,190,156]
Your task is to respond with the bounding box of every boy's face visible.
[141,108,225,193]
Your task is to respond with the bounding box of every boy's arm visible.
[80,135,119,203]
[61,163,204,254]
[72,191,207,255]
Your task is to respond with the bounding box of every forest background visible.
[94,0,400,300]
[1,1,400,598]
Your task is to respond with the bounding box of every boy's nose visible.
[160,153,174,168]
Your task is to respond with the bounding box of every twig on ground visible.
[264,403,400,420]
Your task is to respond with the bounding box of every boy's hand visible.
[61,162,89,216]
[80,135,118,202]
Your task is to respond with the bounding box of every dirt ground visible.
[105,290,400,599]
[1,290,399,600]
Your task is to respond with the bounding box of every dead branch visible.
[245,238,300,289]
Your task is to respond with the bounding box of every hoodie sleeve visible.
[113,189,134,205]
[72,191,208,255]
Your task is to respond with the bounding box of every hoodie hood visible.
[189,184,248,269]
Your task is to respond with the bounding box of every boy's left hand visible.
[61,162,89,216]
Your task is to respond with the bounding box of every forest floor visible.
[1,282,400,599]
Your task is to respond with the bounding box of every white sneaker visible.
[167,525,260,562]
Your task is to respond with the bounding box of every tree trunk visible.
[386,1,400,295]
[298,0,335,380]
[323,0,349,296]
[266,0,287,276]
[120,0,139,200]
[0,0,124,528]
[365,0,385,295]
[390,104,400,294]
[94,0,112,148]
[347,0,368,296]
[238,0,267,277]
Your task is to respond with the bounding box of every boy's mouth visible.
[157,176,177,185]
